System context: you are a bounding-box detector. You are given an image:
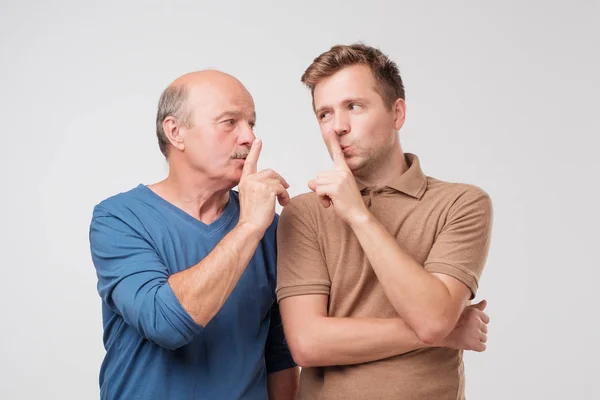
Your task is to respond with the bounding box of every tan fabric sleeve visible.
[276,196,331,302]
[424,187,493,298]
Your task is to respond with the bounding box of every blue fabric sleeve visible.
[264,301,296,373]
[89,207,203,350]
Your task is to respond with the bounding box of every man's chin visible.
[345,156,364,172]
[229,171,243,187]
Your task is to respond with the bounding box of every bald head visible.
[156,70,254,158]
[169,70,246,90]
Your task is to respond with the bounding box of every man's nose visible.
[239,123,256,145]
[333,113,350,136]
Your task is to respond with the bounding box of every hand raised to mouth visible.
[308,132,369,226]
[238,138,291,234]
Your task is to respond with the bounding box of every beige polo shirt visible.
[276,153,493,400]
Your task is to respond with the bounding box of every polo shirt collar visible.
[356,153,427,199]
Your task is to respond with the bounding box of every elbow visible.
[414,318,454,345]
[286,333,321,368]
[405,300,459,345]
[137,319,194,350]
[135,291,202,351]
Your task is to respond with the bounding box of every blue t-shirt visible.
[89,184,295,400]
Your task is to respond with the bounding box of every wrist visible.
[347,207,372,228]
[235,220,265,242]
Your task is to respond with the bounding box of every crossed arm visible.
[277,194,491,368]
[278,134,492,368]
[280,294,433,367]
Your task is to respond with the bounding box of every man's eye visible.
[319,112,329,120]
[224,119,235,125]
[249,122,256,129]
[349,103,361,110]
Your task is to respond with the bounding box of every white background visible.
[1,0,598,398]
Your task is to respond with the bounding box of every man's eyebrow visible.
[315,105,330,115]
[344,97,368,105]
[315,98,368,115]
[214,110,256,121]
[214,110,241,120]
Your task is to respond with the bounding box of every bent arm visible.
[90,208,264,350]
[279,294,431,367]
[168,222,263,326]
[349,190,493,343]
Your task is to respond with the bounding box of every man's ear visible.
[393,98,406,131]
[163,116,185,151]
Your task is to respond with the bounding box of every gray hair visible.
[155,84,193,158]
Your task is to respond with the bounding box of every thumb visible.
[308,180,332,208]
[472,299,487,311]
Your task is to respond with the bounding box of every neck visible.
[149,162,232,224]
[355,143,408,187]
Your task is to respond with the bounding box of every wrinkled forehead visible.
[189,82,256,118]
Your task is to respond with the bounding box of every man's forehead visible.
[189,86,255,113]
[217,94,255,114]
[314,87,377,110]
[314,67,378,106]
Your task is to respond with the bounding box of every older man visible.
[89,70,298,399]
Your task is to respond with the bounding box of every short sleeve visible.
[276,196,331,302]
[424,188,493,299]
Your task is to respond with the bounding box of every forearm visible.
[350,214,458,340]
[267,367,299,400]
[289,316,430,367]
[168,222,263,326]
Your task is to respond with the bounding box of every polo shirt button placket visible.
[369,188,381,209]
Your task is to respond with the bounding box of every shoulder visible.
[92,184,147,218]
[280,192,323,221]
[425,177,492,210]
[90,185,155,240]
